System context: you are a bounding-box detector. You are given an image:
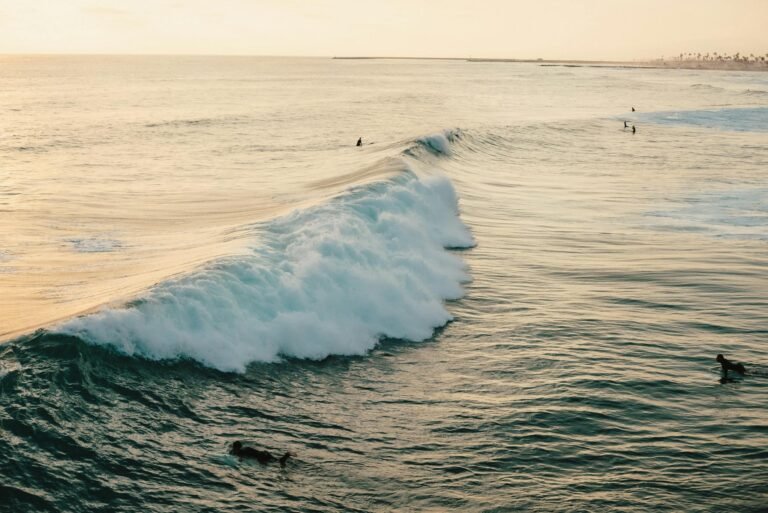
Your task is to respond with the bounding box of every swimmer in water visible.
[356,137,362,147]
[230,441,292,467]
[716,354,747,378]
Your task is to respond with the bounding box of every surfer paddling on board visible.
[230,441,292,467]
[356,137,362,147]
[716,354,747,378]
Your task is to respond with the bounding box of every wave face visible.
[56,170,474,372]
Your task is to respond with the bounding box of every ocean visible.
[1,56,767,512]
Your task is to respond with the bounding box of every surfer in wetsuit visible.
[632,125,636,134]
[230,441,292,467]
[356,137,362,147]
[716,354,747,377]
[631,107,635,112]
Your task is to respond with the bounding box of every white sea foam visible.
[65,237,123,253]
[57,170,474,372]
[0,250,14,274]
[0,362,19,380]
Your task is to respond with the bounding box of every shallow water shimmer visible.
[2,57,768,512]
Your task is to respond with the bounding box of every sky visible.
[0,0,766,61]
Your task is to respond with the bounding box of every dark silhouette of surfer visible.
[631,107,635,112]
[624,121,628,129]
[230,441,292,467]
[356,137,362,147]
[716,354,746,378]
[632,125,636,134]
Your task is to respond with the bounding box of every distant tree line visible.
[652,52,768,70]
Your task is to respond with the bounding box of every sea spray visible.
[57,171,474,372]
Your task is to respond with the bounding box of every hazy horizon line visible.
[0,52,660,62]
[3,52,765,65]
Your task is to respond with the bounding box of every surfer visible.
[631,107,635,112]
[716,354,747,377]
[356,137,362,147]
[624,121,628,129]
[230,441,292,467]
[632,125,636,134]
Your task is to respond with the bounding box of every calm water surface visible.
[1,57,767,512]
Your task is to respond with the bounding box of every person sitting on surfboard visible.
[230,441,292,467]
[716,354,747,377]
[356,137,362,147]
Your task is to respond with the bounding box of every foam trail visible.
[57,170,474,372]
[636,107,768,133]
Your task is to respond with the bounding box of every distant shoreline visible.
[333,56,768,72]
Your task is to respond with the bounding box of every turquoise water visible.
[1,57,767,512]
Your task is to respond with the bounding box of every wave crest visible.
[414,129,462,156]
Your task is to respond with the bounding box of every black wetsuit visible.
[719,357,746,376]
[234,446,277,464]
[231,443,290,465]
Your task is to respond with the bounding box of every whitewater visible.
[59,158,474,371]
[1,56,767,512]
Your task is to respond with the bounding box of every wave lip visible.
[57,170,474,372]
[413,129,462,156]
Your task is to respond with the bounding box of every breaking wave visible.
[56,163,474,372]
